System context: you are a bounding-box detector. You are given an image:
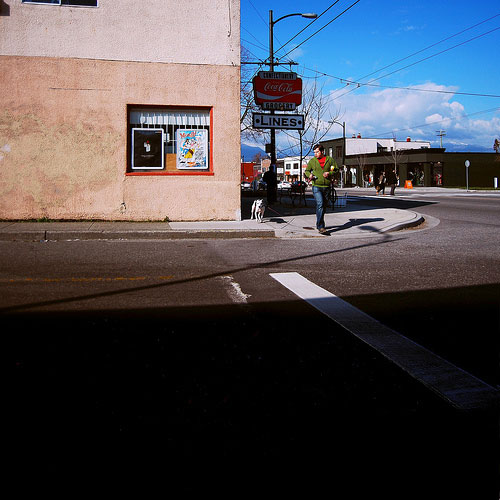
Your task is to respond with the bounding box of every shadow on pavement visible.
[7,289,499,495]
[241,190,437,220]
[327,218,384,234]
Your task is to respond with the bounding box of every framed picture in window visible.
[176,129,208,170]
[131,128,165,170]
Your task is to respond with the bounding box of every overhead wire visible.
[279,0,362,60]
[273,0,342,57]
[294,18,500,104]
[244,4,499,98]
[347,13,500,85]
[243,1,500,149]
[367,106,500,139]
[324,18,500,102]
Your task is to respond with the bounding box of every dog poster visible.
[176,129,208,170]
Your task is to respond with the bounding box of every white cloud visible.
[327,83,499,148]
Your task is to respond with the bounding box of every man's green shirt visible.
[305,156,339,187]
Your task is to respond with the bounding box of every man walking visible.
[305,144,339,234]
[386,168,398,196]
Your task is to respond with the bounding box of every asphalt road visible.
[5,191,500,495]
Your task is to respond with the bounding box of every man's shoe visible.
[318,228,327,234]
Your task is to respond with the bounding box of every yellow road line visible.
[0,275,174,283]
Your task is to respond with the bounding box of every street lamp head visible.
[271,11,318,25]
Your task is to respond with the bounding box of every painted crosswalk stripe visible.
[270,272,499,410]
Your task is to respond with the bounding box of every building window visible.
[22,1,98,6]
[127,106,212,175]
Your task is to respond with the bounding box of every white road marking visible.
[219,276,251,304]
[270,272,499,410]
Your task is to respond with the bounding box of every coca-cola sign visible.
[253,74,302,106]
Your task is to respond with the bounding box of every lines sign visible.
[252,113,304,130]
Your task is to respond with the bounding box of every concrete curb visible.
[0,229,277,241]
[0,201,428,241]
[381,211,425,233]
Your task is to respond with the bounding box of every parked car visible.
[241,181,252,191]
[291,181,307,189]
[278,181,291,190]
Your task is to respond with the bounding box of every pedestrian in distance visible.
[262,165,277,205]
[386,168,398,196]
[376,170,386,195]
[305,144,339,234]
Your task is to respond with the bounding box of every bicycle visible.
[324,182,338,210]
[306,174,337,210]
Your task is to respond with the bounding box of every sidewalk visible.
[0,190,425,241]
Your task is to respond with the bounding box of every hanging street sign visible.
[261,102,297,111]
[253,73,302,107]
[258,71,297,80]
[252,113,304,130]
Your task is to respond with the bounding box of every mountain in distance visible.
[242,141,493,158]
[241,143,267,162]
[443,143,491,153]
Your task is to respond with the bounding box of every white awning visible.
[130,109,210,127]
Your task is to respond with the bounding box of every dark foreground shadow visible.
[6,290,499,495]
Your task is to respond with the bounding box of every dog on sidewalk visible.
[250,198,266,223]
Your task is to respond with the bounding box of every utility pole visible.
[436,129,446,148]
[329,120,345,186]
[266,10,317,202]
[268,10,277,202]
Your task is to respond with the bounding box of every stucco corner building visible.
[0,0,241,221]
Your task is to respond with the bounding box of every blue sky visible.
[241,0,500,153]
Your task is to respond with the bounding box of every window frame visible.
[22,1,99,7]
[126,105,214,177]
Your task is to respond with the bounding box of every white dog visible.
[250,198,266,223]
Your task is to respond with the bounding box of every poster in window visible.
[132,128,164,170]
[176,129,208,170]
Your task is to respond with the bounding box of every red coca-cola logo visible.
[253,75,302,105]
[263,82,294,93]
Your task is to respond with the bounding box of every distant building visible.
[0,0,241,221]
[321,135,500,188]
[278,156,312,181]
[241,162,260,183]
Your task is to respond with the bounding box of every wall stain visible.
[0,110,121,219]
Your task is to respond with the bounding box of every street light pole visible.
[329,119,346,186]
[267,10,317,202]
[269,10,277,202]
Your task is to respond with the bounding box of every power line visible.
[367,106,500,139]
[246,0,268,28]
[295,19,500,103]
[354,13,500,83]
[362,25,500,85]
[331,78,500,98]
[241,25,268,51]
[279,0,362,60]
[292,64,500,104]
[273,0,342,57]
[326,23,500,102]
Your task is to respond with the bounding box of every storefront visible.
[342,152,498,189]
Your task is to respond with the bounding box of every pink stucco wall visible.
[0,1,241,221]
[1,0,240,67]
